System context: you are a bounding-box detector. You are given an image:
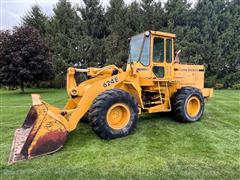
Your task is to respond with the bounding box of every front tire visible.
[88,89,138,139]
[80,112,89,124]
[172,87,204,123]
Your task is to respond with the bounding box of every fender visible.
[119,80,144,109]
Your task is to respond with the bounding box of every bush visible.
[215,83,224,89]
[39,73,88,89]
[49,75,65,88]
[232,84,240,90]
[205,75,217,88]
[223,72,240,88]
[205,72,240,89]
[4,86,18,90]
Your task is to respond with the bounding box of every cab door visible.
[151,35,174,79]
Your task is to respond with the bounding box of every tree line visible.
[0,0,239,91]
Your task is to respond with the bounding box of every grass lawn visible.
[0,89,239,179]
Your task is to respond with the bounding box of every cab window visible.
[153,37,164,62]
[166,39,172,63]
[140,35,150,66]
[128,32,150,66]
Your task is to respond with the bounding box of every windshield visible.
[128,32,150,66]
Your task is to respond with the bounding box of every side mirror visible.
[174,50,181,63]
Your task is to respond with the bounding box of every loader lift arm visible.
[64,67,128,131]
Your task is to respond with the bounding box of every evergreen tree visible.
[78,0,107,38]
[164,0,193,64]
[126,1,143,34]
[215,0,240,87]
[139,0,164,31]
[106,0,127,35]
[140,0,156,30]
[164,0,191,30]
[192,0,227,76]
[46,0,81,87]
[218,0,240,75]
[153,1,165,30]
[77,0,107,67]
[104,0,129,67]
[22,5,48,36]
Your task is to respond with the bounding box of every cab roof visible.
[150,30,176,38]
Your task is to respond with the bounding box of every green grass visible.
[0,89,239,179]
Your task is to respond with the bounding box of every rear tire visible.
[172,87,204,123]
[88,89,138,139]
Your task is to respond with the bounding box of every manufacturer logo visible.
[137,68,148,72]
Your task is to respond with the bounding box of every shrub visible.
[206,72,240,89]
[232,84,240,90]
[223,72,240,88]
[205,75,217,88]
[215,83,224,89]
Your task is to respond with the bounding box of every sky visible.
[0,0,195,30]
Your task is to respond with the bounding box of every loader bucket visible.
[8,94,68,165]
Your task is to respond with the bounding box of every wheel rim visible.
[186,96,201,117]
[106,103,130,129]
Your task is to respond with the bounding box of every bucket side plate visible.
[8,128,32,164]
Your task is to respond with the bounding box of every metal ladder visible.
[156,79,171,111]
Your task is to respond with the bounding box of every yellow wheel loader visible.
[8,31,213,164]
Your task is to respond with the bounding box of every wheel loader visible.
[8,31,213,164]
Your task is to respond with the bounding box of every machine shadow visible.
[65,112,178,148]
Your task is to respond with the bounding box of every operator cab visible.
[127,31,176,79]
